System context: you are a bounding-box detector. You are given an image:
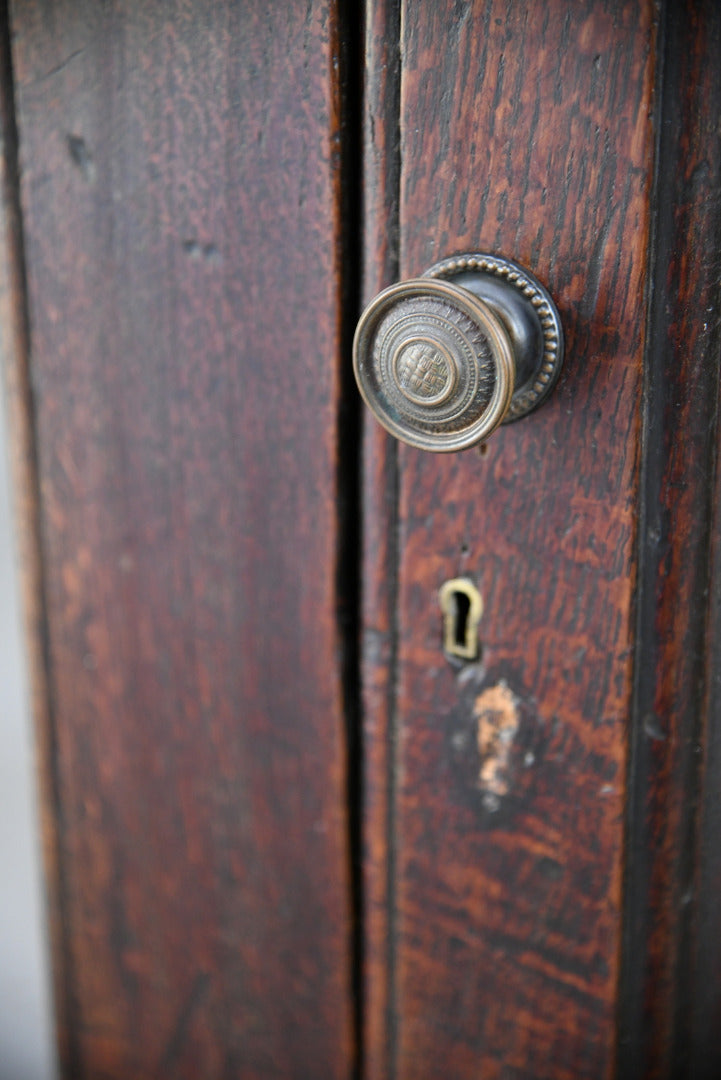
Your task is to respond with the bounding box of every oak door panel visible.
[6,2,353,1076]
[363,3,655,1076]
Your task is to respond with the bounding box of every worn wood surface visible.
[362,2,656,1076]
[9,1,353,1076]
[619,3,721,1077]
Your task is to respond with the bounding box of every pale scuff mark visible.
[475,682,519,808]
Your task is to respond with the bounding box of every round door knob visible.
[353,253,563,452]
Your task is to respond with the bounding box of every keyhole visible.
[453,591,471,649]
[439,578,483,661]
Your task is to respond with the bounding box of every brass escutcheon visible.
[439,578,483,661]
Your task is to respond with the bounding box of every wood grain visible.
[363,2,656,1076]
[9,2,353,1076]
[618,3,721,1077]
[676,3,721,1076]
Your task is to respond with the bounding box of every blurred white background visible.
[0,375,57,1080]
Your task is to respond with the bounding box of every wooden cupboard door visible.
[0,2,355,1077]
[361,2,721,1078]
[3,1,721,1078]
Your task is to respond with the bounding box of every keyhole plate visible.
[424,253,564,421]
[439,578,483,661]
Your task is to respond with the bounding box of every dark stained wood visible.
[9,1,353,1076]
[363,2,657,1076]
[619,3,721,1077]
[693,329,721,1079]
[679,4,721,1075]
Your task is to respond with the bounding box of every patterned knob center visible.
[395,340,452,404]
[353,277,516,452]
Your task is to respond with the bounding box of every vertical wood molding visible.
[619,2,721,1076]
[361,3,401,1076]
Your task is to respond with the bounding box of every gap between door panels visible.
[335,1,368,1078]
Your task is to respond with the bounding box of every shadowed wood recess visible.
[362,2,656,1077]
[6,1,353,1077]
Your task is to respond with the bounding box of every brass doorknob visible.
[353,253,563,452]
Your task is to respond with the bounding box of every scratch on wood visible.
[475,682,519,808]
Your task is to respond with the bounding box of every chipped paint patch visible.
[475,682,519,806]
